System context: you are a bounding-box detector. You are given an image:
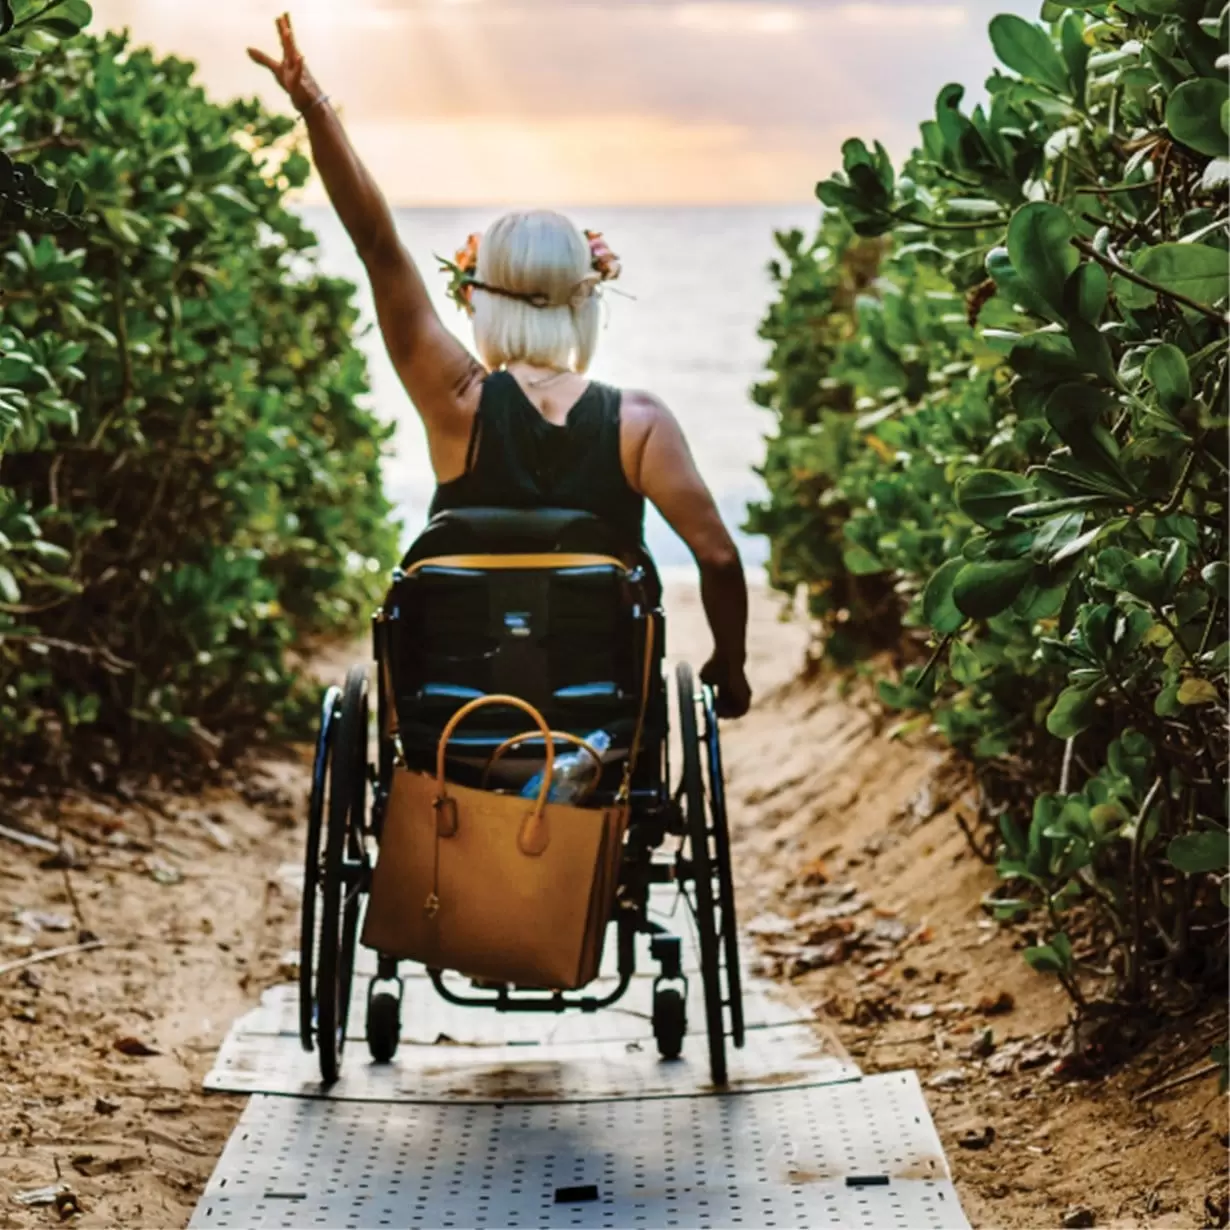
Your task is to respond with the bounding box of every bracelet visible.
[298,93,331,121]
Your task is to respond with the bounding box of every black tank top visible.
[430,370,645,547]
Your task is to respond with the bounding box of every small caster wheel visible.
[653,985,687,1060]
[366,986,401,1064]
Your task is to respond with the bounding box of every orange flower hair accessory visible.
[437,228,622,315]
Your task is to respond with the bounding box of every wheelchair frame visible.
[298,553,744,1088]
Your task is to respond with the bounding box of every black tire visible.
[315,665,369,1085]
[366,988,402,1064]
[702,685,745,1049]
[300,685,340,1053]
[652,986,687,1061]
[676,662,728,1087]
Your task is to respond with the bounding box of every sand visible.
[1,584,1225,1228]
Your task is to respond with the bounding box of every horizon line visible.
[296,199,822,211]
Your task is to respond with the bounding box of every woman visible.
[250,15,751,718]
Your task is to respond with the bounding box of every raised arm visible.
[249,15,482,468]
[623,392,752,718]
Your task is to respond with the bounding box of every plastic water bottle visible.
[519,730,611,804]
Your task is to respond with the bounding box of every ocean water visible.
[304,204,819,574]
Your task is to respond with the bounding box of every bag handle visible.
[480,731,604,794]
[434,693,555,857]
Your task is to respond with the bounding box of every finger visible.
[279,12,299,58]
[247,47,279,70]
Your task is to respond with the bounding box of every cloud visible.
[92,0,1040,203]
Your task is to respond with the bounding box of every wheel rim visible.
[676,662,727,1087]
[702,684,745,1048]
[300,685,340,1053]
[316,666,369,1084]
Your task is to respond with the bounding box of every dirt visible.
[0,756,307,1229]
[1,583,1226,1229]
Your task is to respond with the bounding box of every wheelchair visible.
[298,506,744,1087]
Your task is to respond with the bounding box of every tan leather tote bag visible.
[361,694,632,990]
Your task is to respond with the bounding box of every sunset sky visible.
[90,0,1038,205]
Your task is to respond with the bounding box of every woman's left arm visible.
[249,15,482,446]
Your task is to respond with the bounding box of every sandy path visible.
[1,583,1225,1229]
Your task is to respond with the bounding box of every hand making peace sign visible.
[247,12,322,114]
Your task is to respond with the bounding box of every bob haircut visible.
[471,210,601,374]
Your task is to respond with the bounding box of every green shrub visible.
[0,26,398,774]
[751,0,1228,1015]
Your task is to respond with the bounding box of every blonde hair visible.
[471,211,601,374]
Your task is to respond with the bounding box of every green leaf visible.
[0,565,18,604]
[953,558,1034,620]
[1007,202,1080,316]
[989,14,1070,92]
[1065,262,1108,324]
[1060,12,1090,101]
[1144,343,1191,416]
[1031,512,1086,563]
[1121,556,1166,606]
[1024,938,1073,974]
[1134,243,1230,313]
[1201,561,1229,601]
[955,470,1034,530]
[211,184,259,214]
[985,246,1063,324]
[1046,682,1104,738]
[0,0,13,36]
[842,543,884,575]
[66,180,85,216]
[1166,831,1229,874]
[923,558,968,635]
[1166,78,1230,158]
[28,0,92,37]
[949,638,984,685]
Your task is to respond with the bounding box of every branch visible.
[7,135,85,157]
[1073,236,1230,328]
[892,206,1010,233]
[1127,776,1165,1002]
[1133,1060,1222,1103]
[1058,736,1076,795]
[0,940,106,979]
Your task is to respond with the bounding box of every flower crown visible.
[438,230,621,315]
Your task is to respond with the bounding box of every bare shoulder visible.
[619,387,676,441]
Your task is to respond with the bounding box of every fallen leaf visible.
[1060,1206,1096,1229]
[12,1184,69,1208]
[969,1028,996,1058]
[797,858,829,886]
[16,910,73,933]
[148,858,182,886]
[957,1124,996,1151]
[746,911,795,938]
[114,1035,160,1057]
[977,990,1015,1016]
[926,1068,967,1089]
[71,1153,144,1177]
[55,1189,82,1221]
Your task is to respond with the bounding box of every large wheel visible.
[313,665,369,1085]
[299,685,340,1053]
[675,662,728,1086]
[702,684,745,1049]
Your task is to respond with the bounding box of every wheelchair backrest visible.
[379,508,664,785]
